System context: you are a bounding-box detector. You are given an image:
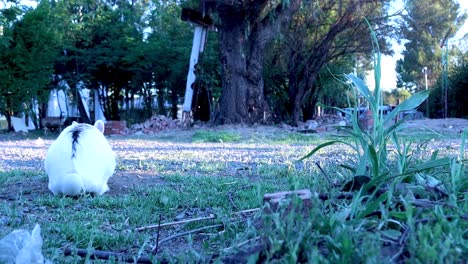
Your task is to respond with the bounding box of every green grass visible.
[0,126,466,263]
[192,130,242,143]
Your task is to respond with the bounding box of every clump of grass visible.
[244,20,467,263]
[192,130,241,143]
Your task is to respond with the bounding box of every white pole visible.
[423,67,429,117]
[182,26,204,112]
[94,89,106,122]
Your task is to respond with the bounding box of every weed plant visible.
[284,21,468,263]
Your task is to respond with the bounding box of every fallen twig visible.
[136,214,216,232]
[152,214,162,255]
[231,208,260,216]
[410,199,457,209]
[223,236,262,252]
[63,248,153,263]
[315,162,333,186]
[152,223,224,251]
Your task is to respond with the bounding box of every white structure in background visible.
[47,89,71,118]
[11,116,35,132]
[46,80,108,122]
[4,80,105,132]
[180,6,212,124]
[94,89,106,122]
[182,26,207,114]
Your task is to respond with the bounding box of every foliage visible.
[428,57,468,118]
[264,0,394,124]
[396,0,466,92]
[294,23,466,263]
[382,88,411,105]
[0,0,466,129]
[0,1,60,130]
[302,22,432,177]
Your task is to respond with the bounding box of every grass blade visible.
[299,140,350,161]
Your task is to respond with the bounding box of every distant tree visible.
[428,49,468,118]
[144,1,193,119]
[383,88,411,105]
[396,0,466,92]
[0,1,60,131]
[264,0,394,124]
[447,62,468,117]
[54,0,150,121]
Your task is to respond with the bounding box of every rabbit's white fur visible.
[45,120,115,196]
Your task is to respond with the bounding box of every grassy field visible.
[0,125,466,263]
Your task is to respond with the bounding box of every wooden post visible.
[181,6,212,126]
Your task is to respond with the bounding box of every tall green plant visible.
[301,20,434,181]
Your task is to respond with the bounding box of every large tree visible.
[210,0,394,125]
[396,0,466,92]
[212,0,301,124]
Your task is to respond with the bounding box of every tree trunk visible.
[214,8,263,124]
[157,86,166,116]
[4,111,13,132]
[171,84,178,120]
[214,0,301,124]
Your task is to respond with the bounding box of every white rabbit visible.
[45,120,116,196]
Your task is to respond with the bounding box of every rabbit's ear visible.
[94,120,105,134]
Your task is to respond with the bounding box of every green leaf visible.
[357,192,388,219]
[345,74,376,108]
[384,116,409,136]
[384,90,430,123]
[340,164,357,174]
[388,211,409,221]
[414,157,450,171]
[367,144,379,177]
[380,229,402,241]
[299,140,350,161]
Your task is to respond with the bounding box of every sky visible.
[368,0,468,91]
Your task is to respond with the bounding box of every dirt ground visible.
[403,118,468,135]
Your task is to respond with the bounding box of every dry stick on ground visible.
[222,236,262,252]
[151,224,224,252]
[136,214,216,232]
[315,162,334,186]
[228,190,239,211]
[63,248,153,264]
[231,208,261,216]
[152,214,162,255]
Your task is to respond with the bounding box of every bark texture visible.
[214,0,301,124]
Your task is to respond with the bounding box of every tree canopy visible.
[396,0,466,92]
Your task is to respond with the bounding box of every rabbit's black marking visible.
[70,125,86,159]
